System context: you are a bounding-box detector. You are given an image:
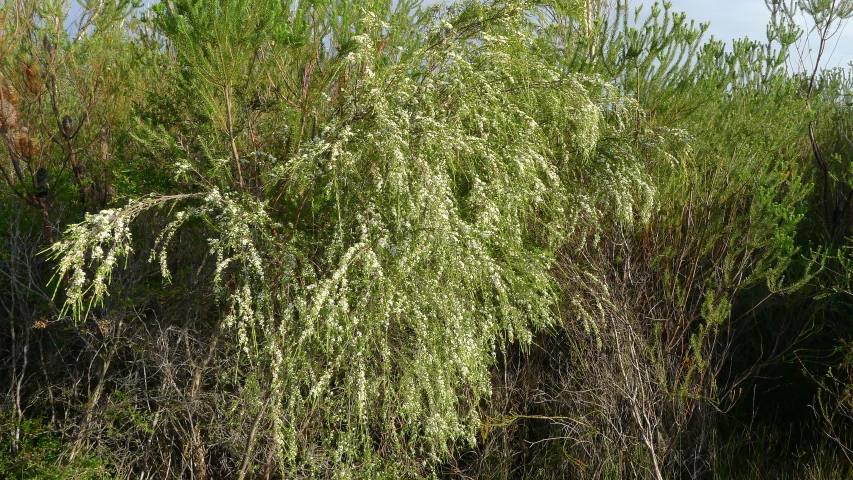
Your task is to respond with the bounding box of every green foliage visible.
[3,0,853,477]
[0,415,110,479]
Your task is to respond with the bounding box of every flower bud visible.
[1,81,18,106]
[0,99,17,132]
[16,127,39,159]
[23,62,43,96]
[36,166,49,198]
[61,115,74,139]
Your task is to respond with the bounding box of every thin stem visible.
[224,85,245,192]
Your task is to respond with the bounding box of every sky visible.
[667,0,853,70]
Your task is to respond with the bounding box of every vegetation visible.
[1,0,853,477]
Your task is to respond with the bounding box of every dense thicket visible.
[1,0,853,478]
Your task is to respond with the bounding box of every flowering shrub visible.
[46,0,657,474]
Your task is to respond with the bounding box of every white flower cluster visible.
[49,0,665,472]
[49,205,137,318]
